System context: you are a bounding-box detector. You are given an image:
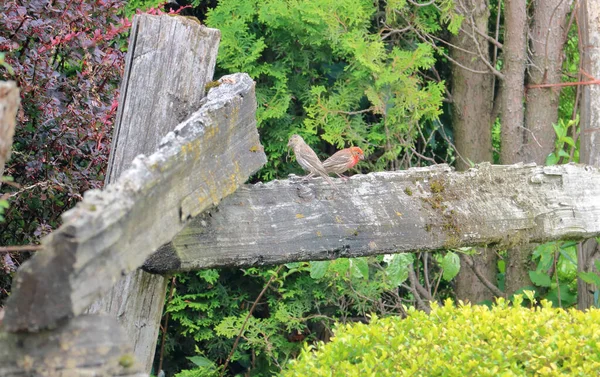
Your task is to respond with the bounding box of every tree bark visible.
[523,0,572,164]
[449,0,496,303]
[500,0,528,164]
[577,0,600,309]
[450,0,494,171]
[0,81,19,188]
[500,0,532,296]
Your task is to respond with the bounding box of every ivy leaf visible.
[529,270,552,287]
[350,258,369,280]
[385,253,413,287]
[441,251,460,281]
[310,261,330,279]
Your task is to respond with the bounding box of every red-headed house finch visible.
[287,134,337,189]
[322,146,365,179]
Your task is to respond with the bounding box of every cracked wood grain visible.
[144,163,600,273]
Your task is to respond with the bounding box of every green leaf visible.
[552,123,567,139]
[350,258,369,279]
[545,153,559,166]
[562,136,575,148]
[385,253,413,287]
[529,270,552,287]
[441,251,460,281]
[188,355,215,369]
[594,260,600,272]
[546,284,577,307]
[497,259,506,274]
[285,262,303,269]
[579,272,600,287]
[533,242,555,272]
[0,199,9,209]
[309,261,330,279]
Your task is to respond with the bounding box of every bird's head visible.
[350,146,365,160]
[288,134,304,148]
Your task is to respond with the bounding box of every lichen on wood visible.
[3,73,266,332]
[144,163,600,273]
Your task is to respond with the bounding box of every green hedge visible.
[281,297,600,376]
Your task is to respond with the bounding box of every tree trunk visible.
[500,0,528,164]
[450,0,494,171]
[449,0,496,303]
[500,0,529,295]
[577,0,600,309]
[523,0,572,163]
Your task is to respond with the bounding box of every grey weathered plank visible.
[107,14,221,182]
[88,15,221,372]
[0,81,19,188]
[144,163,600,273]
[3,72,266,332]
[0,315,147,377]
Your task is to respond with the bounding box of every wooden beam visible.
[0,315,147,377]
[3,72,266,332]
[87,14,221,372]
[0,81,19,188]
[144,163,600,273]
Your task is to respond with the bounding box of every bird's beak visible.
[359,154,365,160]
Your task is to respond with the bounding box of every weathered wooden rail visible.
[145,163,600,273]
[2,12,600,377]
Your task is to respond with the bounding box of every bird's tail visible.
[319,171,339,192]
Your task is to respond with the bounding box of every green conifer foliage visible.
[205,0,446,179]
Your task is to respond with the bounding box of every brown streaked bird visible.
[287,134,337,189]
[322,146,364,179]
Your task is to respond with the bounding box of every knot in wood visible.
[296,185,315,201]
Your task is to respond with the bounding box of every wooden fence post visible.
[577,0,600,309]
[2,71,265,375]
[86,14,220,372]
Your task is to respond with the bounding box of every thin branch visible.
[407,0,435,7]
[413,26,504,78]
[0,245,43,253]
[464,255,506,298]
[407,266,431,313]
[157,276,176,374]
[491,0,502,98]
[464,9,505,77]
[220,265,284,377]
[461,24,503,49]
[527,78,600,89]
[543,0,570,80]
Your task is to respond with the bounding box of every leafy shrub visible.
[281,297,600,376]
[163,253,460,377]
[0,0,130,300]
